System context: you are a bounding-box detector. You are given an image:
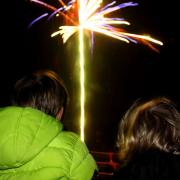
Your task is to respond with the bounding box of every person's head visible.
[117,97,180,164]
[11,69,68,121]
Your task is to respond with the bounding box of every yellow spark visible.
[79,0,85,141]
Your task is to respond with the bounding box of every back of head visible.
[117,97,180,163]
[12,69,68,120]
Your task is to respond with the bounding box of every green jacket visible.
[0,107,97,179]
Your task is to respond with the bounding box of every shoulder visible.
[49,131,97,179]
[49,130,97,165]
[51,131,86,152]
[57,131,95,161]
[113,150,180,180]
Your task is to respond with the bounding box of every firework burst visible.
[29,0,163,141]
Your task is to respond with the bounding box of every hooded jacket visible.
[0,106,97,179]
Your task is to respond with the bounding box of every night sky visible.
[1,0,179,151]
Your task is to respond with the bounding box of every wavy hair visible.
[117,97,180,164]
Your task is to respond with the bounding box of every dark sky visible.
[1,0,179,151]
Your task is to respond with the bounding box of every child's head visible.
[12,69,68,121]
[117,97,180,163]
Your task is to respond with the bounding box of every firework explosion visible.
[29,0,163,141]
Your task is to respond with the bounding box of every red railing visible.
[91,151,120,176]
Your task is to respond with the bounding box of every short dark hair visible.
[12,70,68,119]
[117,97,180,164]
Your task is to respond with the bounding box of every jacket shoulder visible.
[49,131,93,163]
[48,131,97,179]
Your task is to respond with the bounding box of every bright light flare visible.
[29,0,163,141]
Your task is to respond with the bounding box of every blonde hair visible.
[117,97,180,165]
